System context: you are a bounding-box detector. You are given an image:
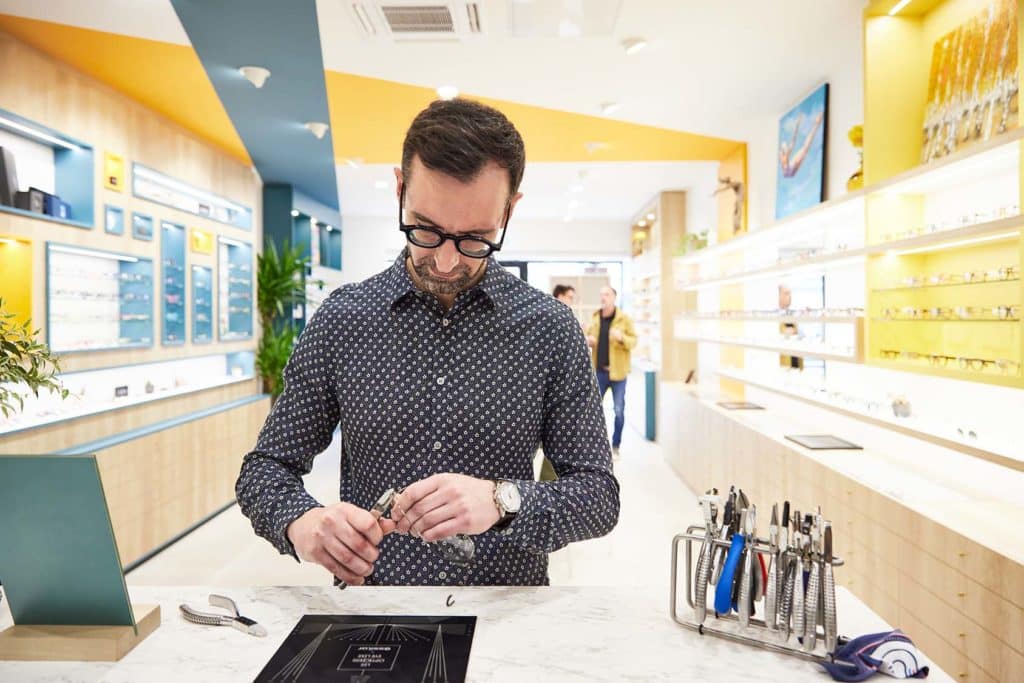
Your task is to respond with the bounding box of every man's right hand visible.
[286,503,396,586]
[586,335,597,348]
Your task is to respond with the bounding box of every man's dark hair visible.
[552,284,576,299]
[402,99,526,198]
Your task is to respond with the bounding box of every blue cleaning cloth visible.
[821,630,930,681]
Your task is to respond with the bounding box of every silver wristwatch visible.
[493,479,521,528]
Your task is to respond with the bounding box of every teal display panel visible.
[104,205,124,235]
[218,237,253,340]
[132,212,153,241]
[46,242,154,352]
[161,221,186,345]
[0,454,136,628]
[192,264,213,344]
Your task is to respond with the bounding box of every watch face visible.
[498,482,521,512]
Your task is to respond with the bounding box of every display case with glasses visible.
[192,264,213,344]
[218,236,253,340]
[46,243,154,352]
[0,351,255,436]
[161,220,187,345]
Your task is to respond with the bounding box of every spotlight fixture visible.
[304,121,329,139]
[239,65,271,88]
[436,85,459,100]
[599,101,620,116]
[621,37,647,55]
[646,212,656,221]
[290,209,299,217]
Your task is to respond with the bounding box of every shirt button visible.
[437,377,445,385]
[433,441,442,451]
[438,571,448,580]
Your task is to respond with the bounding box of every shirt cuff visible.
[273,494,324,561]
[495,479,548,555]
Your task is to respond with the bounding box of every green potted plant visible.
[255,241,320,400]
[0,299,68,418]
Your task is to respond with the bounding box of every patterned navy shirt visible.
[236,250,620,585]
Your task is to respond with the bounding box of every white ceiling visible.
[1,0,864,222]
[316,0,864,140]
[337,160,720,221]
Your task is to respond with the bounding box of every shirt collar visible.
[384,248,512,310]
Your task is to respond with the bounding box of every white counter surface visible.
[0,584,952,682]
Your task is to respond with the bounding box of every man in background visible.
[586,286,637,458]
[552,284,576,306]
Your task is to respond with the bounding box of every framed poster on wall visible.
[775,83,829,220]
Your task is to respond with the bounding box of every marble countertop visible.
[0,584,952,682]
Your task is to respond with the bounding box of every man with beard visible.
[236,99,620,586]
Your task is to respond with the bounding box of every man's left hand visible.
[610,329,624,343]
[391,474,501,542]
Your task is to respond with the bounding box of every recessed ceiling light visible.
[888,0,912,15]
[290,209,299,217]
[646,212,656,221]
[599,101,620,116]
[621,37,647,55]
[374,180,389,190]
[304,121,329,139]
[239,65,270,88]
[436,85,459,100]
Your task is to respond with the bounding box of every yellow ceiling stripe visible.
[0,14,250,164]
[325,70,743,164]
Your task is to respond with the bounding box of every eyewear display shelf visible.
[0,352,256,437]
[218,237,253,341]
[161,221,186,346]
[192,265,213,344]
[46,243,153,353]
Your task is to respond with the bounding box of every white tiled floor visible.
[127,409,701,589]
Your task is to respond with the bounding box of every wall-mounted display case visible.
[161,220,186,345]
[133,163,252,230]
[46,243,154,353]
[218,236,253,341]
[0,351,256,436]
[192,264,213,344]
[0,108,94,229]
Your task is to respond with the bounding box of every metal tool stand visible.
[670,525,845,664]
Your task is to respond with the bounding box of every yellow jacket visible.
[586,308,638,382]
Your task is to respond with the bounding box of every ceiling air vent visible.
[349,2,484,41]
[381,5,454,33]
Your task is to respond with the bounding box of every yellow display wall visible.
[0,234,31,325]
[864,0,1024,388]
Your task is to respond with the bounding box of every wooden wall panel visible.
[0,30,261,372]
[97,396,270,567]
